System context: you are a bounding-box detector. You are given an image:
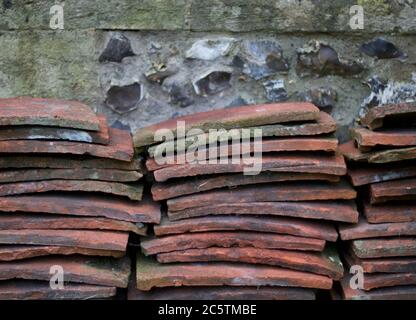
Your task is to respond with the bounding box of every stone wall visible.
[1,0,415,141]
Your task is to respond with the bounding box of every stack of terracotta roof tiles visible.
[0,97,160,300]
[130,102,359,300]
[339,102,416,300]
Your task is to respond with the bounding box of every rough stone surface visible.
[154,214,338,241]
[151,172,339,201]
[0,213,146,236]
[167,181,356,211]
[0,194,161,223]
[361,102,416,130]
[133,102,319,148]
[156,247,343,280]
[0,280,116,300]
[153,153,347,182]
[136,254,332,291]
[0,128,134,162]
[352,237,416,258]
[0,97,100,130]
[168,200,359,223]
[0,114,110,145]
[370,177,416,204]
[0,255,131,288]
[340,217,416,240]
[141,231,325,255]
[0,168,142,184]
[364,201,416,223]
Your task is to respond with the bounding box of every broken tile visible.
[0,280,117,300]
[147,136,339,171]
[0,180,143,201]
[360,102,416,130]
[339,217,416,240]
[0,245,124,261]
[370,177,416,204]
[133,102,320,148]
[340,140,416,163]
[151,172,340,201]
[153,153,346,182]
[156,247,343,280]
[351,237,416,258]
[0,168,142,184]
[128,285,315,300]
[347,162,416,186]
[147,112,336,157]
[0,114,110,145]
[168,201,359,223]
[167,181,356,212]
[0,255,130,288]
[0,128,134,162]
[136,254,332,291]
[154,214,338,241]
[141,231,325,255]
[0,194,161,223]
[0,213,147,235]
[0,155,142,171]
[352,127,416,150]
[340,276,416,300]
[0,97,100,130]
[364,201,416,223]
[0,229,128,252]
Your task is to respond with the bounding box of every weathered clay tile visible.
[0,97,100,130]
[136,254,332,291]
[141,231,325,255]
[0,168,142,184]
[154,214,338,241]
[0,180,143,201]
[0,194,161,223]
[351,237,416,258]
[128,285,316,300]
[358,273,416,291]
[147,112,336,157]
[0,255,130,288]
[153,153,347,182]
[0,213,147,235]
[347,162,416,186]
[168,201,359,223]
[360,102,416,130]
[0,245,124,261]
[339,217,416,240]
[133,102,320,148]
[0,128,134,162]
[0,280,117,300]
[0,114,110,145]
[167,181,356,211]
[340,140,416,163]
[151,172,340,201]
[156,246,343,280]
[0,229,128,252]
[344,250,416,274]
[147,136,338,167]
[340,276,416,300]
[364,201,416,223]
[370,177,416,204]
[0,155,142,171]
[352,127,416,150]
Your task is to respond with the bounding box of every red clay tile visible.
[136,255,332,291]
[133,102,320,148]
[352,127,416,149]
[352,237,416,258]
[168,200,359,223]
[0,97,100,130]
[364,201,416,223]
[167,181,356,211]
[360,102,416,130]
[370,177,416,204]
[156,246,343,280]
[141,231,325,255]
[154,214,338,241]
